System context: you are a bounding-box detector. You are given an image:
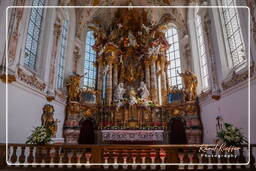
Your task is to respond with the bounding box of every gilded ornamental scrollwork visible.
[222,65,255,90]
[17,67,46,92]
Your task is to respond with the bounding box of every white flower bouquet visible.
[217,123,247,146]
[26,126,52,145]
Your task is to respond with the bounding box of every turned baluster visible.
[113,150,119,169]
[76,152,82,168]
[159,148,166,170]
[20,147,26,163]
[35,146,42,164]
[150,149,156,170]
[215,150,222,170]
[40,147,48,168]
[122,150,128,169]
[178,152,184,170]
[58,152,64,168]
[49,147,56,168]
[225,151,232,169]
[85,152,92,168]
[67,151,73,168]
[27,146,34,166]
[140,150,147,170]
[10,146,17,164]
[103,151,109,169]
[131,151,137,170]
[197,154,204,170]
[7,146,13,163]
[187,153,194,170]
[207,151,213,169]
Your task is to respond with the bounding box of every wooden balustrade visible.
[0,143,255,170]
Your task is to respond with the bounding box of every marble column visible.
[156,60,162,105]
[106,63,113,106]
[113,63,118,89]
[160,58,168,104]
[144,60,151,90]
[96,58,103,104]
[150,56,158,104]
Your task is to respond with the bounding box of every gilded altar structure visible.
[63,7,202,144]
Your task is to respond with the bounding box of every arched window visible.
[220,0,246,68]
[195,11,209,90]
[56,20,69,89]
[24,0,45,70]
[84,31,96,88]
[165,27,182,88]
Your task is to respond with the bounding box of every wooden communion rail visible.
[0,144,255,170]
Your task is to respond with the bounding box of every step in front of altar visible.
[99,130,164,144]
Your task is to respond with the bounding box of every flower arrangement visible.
[26,126,52,145]
[217,123,247,146]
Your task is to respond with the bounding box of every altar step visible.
[1,144,255,170]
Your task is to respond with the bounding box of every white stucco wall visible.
[0,81,65,143]
[200,80,256,144]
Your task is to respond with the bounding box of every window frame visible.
[165,26,182,89]
[56,19,69,89]
[218,0,247,71]
[195,9,210,91]
[83,30,96,89]
[23,0,46,72]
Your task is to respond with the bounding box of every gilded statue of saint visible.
[66,74,83,102]
[179,71,198,101]
[41,104,59,137]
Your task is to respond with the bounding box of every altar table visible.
[100,130,164,144]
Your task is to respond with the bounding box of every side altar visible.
[63,7,202,145]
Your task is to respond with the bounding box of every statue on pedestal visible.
[138,81,150,101]
[41,104,60,137]
[66,74,83,102]
[179,71,198,101]
[114,83,126,109]
[128,88,137,106]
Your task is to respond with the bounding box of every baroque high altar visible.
[63,7,202,144]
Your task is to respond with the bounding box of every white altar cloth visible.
[101,130,164,142]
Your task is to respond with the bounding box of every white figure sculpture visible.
[114,83,126,109]
[138,81,150,100]
[141,24,151,34]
